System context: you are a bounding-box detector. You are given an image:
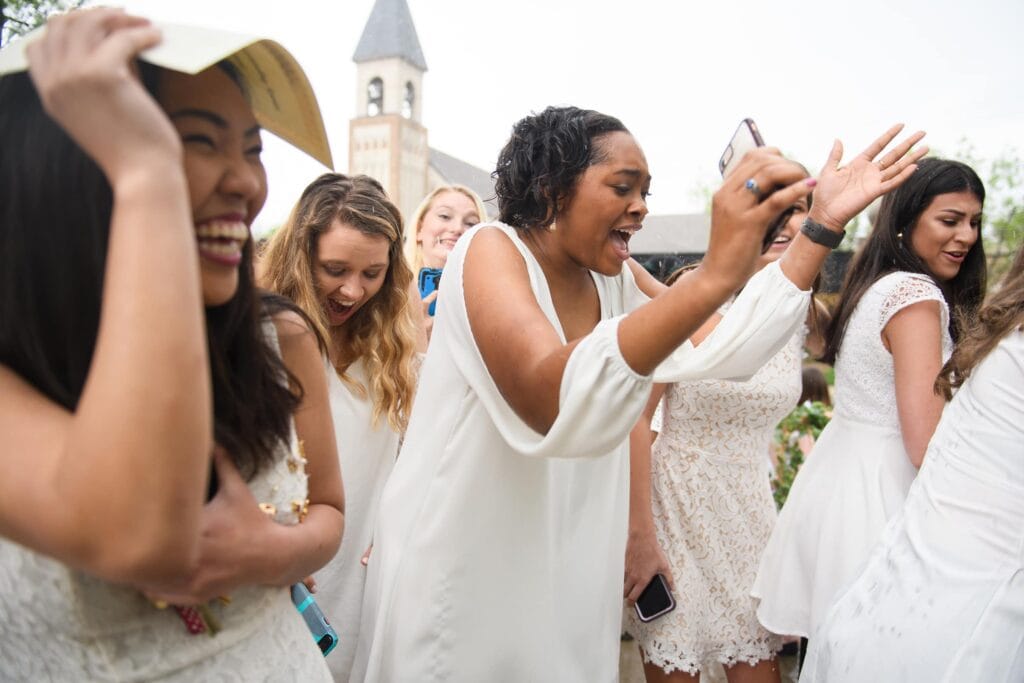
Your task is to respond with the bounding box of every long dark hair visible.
[821,158,987,364]
[493,105,627,230]
[0,68,303,479]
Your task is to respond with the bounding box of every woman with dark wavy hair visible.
[260,172,422,679]
[0,10,342,679]
[754,157,987,645]
[803,243,1024,681]
[351,103,924,680]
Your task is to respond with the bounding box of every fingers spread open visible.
[881,144,929,183]
[877,131,926,171]
[859,123,905,160]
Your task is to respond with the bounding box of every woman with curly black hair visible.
[352,106,924,681]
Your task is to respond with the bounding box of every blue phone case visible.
[291,583,339,656]
[418,267,443,316]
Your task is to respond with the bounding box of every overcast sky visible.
[92,0,1023,235]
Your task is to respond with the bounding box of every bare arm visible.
[137,311,346,603]
[884,301,946,467]
[624,384,673,604]
[467,154,813,435]
[0,11,210,583]
[779,126,927,290]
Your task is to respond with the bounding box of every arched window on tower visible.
[367,77,383,116]
[402,81,414,119]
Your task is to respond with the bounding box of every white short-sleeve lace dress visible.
[752,271,952,640]
[624,308,806,674]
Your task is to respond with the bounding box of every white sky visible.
[95,0,1023,235]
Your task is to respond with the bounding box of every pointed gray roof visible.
[352,0,428,71]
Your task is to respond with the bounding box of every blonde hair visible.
[260,174,418,431]
[403,184,487,272]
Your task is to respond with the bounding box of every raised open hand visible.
[810,124,928,231]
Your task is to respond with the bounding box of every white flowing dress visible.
[752,271,951,639]
[350,222,810,682]
[624,314,805,674]
[0,324,331,682]
[800,328,1024,682]
[314,359,401,681]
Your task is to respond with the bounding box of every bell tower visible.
[350,0,429,221]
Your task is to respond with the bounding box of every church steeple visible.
[353,0,428,71]
[349,0,429,221]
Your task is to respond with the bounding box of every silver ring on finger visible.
[744,177,762,199]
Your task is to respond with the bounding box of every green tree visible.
[1,0,84,48]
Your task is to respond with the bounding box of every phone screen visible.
[635,573,676,622]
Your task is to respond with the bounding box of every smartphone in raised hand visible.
[719,118,793,253]
[719,118,764,179]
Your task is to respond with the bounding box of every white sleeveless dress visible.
[752,271,951,640]
[625,311,805,674]
[350,222,811,682]
[314,358,401,681]
[802,329,1024,681]
[0,324,331,682]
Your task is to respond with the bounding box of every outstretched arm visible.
[624,384,674,605]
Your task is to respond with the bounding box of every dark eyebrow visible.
[169,109,261,137]
[613,168,653,183]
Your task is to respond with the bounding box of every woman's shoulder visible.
[871,270,946,324]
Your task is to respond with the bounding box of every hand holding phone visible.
[718,118,792,253]
[634,573,676,622]
[418,267,443,317]
[719,118,764,179]
[291,582,338,656]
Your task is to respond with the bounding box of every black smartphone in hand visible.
[634,573,676,623]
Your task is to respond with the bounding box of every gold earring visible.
[548,219,557,232]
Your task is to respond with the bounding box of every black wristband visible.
[800,217,845,249]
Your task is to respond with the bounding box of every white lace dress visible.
[752,271,951,640]
[0,325,331,682]
[625,311,805,674]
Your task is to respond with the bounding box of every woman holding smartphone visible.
[405,184,486,331]
[351,105,925,680]
[260,172,422,680]
[623,196,824,683]
[0,11,343,679]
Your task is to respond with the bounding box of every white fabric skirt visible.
[751,414,917,638]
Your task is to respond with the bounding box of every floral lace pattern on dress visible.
[625,314,806,674]
[833,272,951,428]
[0,323,330,682]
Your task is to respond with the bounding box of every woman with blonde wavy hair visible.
[260,172,422,679]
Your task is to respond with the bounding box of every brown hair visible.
[936,244,1024,399]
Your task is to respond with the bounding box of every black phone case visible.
[634,573,677,623]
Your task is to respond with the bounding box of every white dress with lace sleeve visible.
[752,271,952,640]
